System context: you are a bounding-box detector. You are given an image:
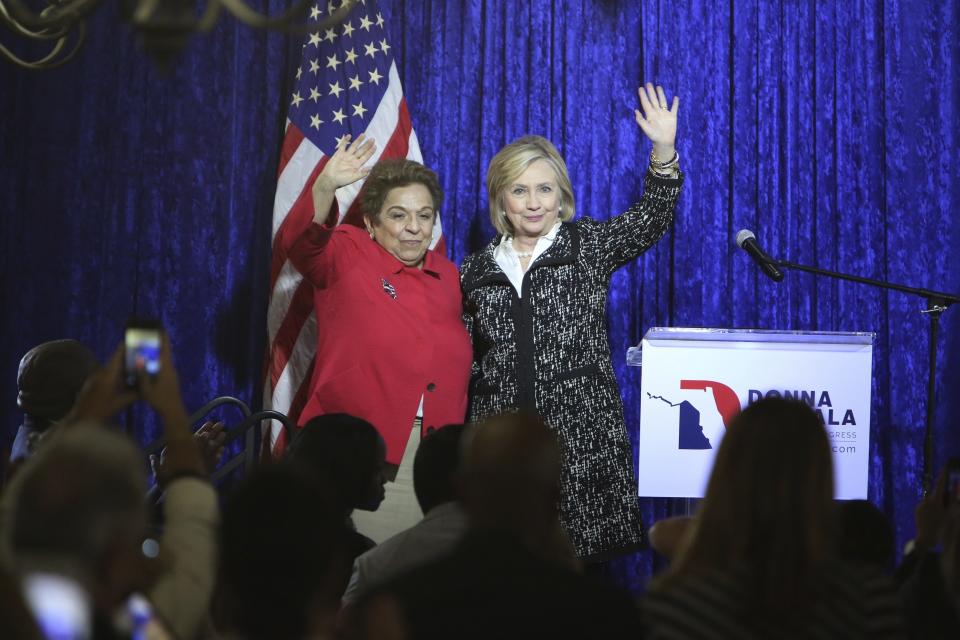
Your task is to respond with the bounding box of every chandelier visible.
[1,0,357,71]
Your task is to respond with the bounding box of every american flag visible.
[264,0,442,457]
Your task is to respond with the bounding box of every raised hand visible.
[139,334,206,477]
[915,469,948,549]
[634,83,679,160]
[311,134,377,224]
[150,420,224,485]
[194,420,226,474]
[63,345,137,424]
[314,134,377,194]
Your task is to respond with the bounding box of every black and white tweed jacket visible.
[460,171,684,560]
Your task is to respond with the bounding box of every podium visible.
[630,328,874,499]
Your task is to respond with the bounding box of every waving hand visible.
[311,134,377,224]
[634,83,678,160]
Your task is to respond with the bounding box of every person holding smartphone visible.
[4,334,218,640]
[895,463,960,638]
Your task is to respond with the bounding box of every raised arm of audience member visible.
[895,470,960,639]
[61,340,206,480]
[897,472,948,583]
[147,419,225,523]
[195,420,227,474]
[137,336,219,640]
[60,345,138,425]
[63,336,218,640]
[150,421,226,485]
[941,504,960,623]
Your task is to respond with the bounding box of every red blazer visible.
[289,222,471,465]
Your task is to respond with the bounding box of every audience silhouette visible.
[643,397,905,638]
[2,340,952,640]
[355,412,641,639]
[216,464,350,640]
[342,423,469,605]
[285,412,388,570]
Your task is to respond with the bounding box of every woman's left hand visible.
[634,83,679,159]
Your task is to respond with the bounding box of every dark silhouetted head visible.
[413,423,468,514]
[835,499,895,573]
[218,464,350,640]
[285,413,387,514]
[459,412,561,536]
[17,340,98,432]
[669,397,834,612]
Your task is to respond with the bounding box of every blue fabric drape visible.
[2,0,958,591]
[1,5,297,444]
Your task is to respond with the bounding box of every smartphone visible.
[22,572,92,640]
[125,320,162,388]
[945,457,960,506]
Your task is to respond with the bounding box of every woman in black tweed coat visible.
[460,84,683,560]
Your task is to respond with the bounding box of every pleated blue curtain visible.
[1,0,958,590]
[394,0,960,585]
[1,4,297,444]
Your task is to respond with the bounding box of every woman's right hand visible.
[311,134,377,220]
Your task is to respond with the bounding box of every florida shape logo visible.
[647,380,740,450]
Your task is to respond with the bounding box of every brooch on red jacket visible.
[381,278,397,299]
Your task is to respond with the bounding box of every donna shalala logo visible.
[647,381,860,453]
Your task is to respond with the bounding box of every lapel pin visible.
[381,278,398,299]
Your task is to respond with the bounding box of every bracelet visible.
[650,150,680,178]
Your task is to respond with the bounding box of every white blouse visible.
[492,221,562,296]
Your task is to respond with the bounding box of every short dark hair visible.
[360,159,444,223]
[413,423,468,514]
[17,339,98,428]
[835,499,894,571]
[285,413,382,512]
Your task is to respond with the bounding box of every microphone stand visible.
[773,259,959,493]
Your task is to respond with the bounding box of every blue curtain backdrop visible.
[1,1,958,590]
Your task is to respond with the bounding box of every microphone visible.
[735,229,784,282]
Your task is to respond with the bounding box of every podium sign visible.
[632,328,874,499]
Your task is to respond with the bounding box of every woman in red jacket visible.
[288,135,471,540]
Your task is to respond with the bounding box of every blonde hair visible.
[486,135,575,236]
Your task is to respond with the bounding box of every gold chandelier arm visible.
[0,19,84,69]
[0,2,71,39]
[195,0,223,32]
[1,0,365,72]
[1,0,102,31]
[216,0,354,31]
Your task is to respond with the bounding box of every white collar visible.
[492,221,562,296]
[493,220,562,258]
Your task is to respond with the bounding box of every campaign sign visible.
[634,328,874,499]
